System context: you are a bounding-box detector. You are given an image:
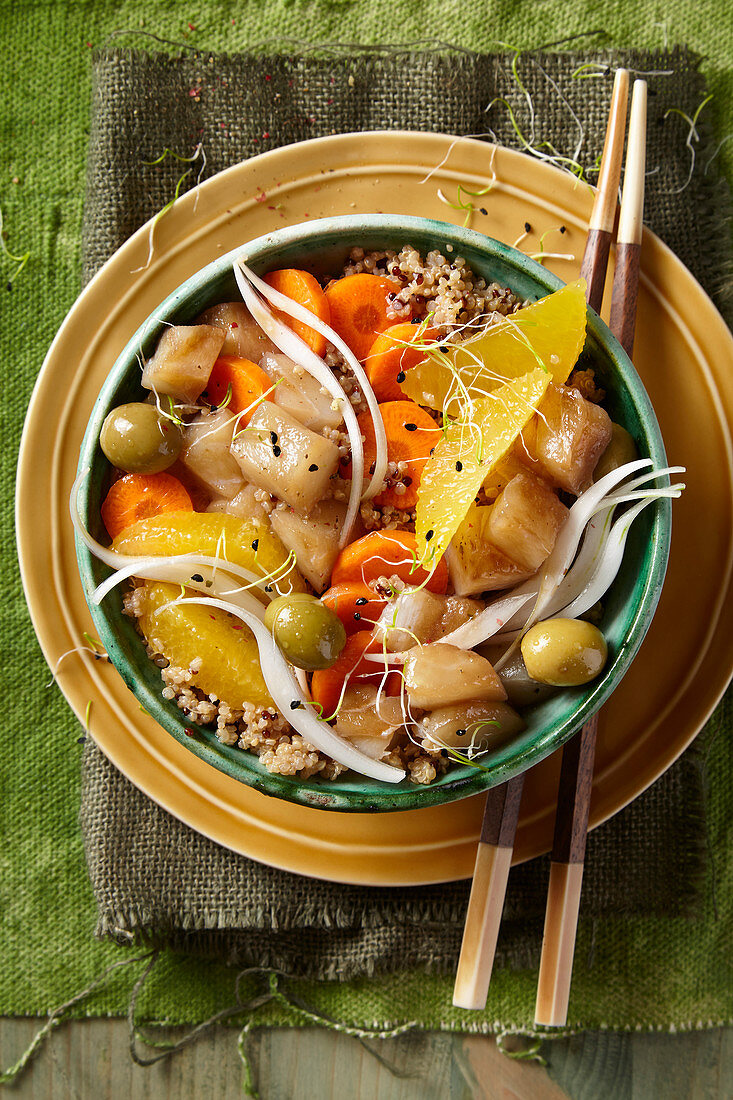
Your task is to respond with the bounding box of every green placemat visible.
[79,46,712,986]
[1,0,732,1059]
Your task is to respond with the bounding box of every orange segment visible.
[400,279,587,413]
[112,512,307,594]
[415,368,551,567]
[136,581,272,708]
[263,268,330,357]
[101,473,193,540]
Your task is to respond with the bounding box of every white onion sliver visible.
[558,496,658,621]
[92,556,266,619]
[93,553,262,604]
[233,264,362,546]
[438,592,536,649]
[71,468,134,570]
[169,597,405,783]
[237,259,388,500]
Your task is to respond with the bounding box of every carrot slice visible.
[311,630,396,717]
[263,268,330,357]
[321,582,388,635]
[324,274,411,361]
[344,401,443,510]
[101,472,193,540]
[203,355,273,424]
[364,323,441,402]
[331,530,448,593]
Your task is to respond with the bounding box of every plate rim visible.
[16,130,733,884]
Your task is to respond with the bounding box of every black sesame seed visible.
[264,585,273,592]
[191,573,204,582]
[441,749,448,757]
[405,422,417,432]
[403,476,412,486]
[369,461,376,475]
[396,371,406,383]
[353,612,361,621]
[355,597,368,606]
[429,447,435,456]
[308,463,319,471]
[77,736,86,744]
[270,431,278,444]
[290,700,301,710]
[251,539,259,551]
[479,207,488,215]
[524,221,532,233]
[425,529,434,541]
[455,461,463,472]
[273,445,282,457]
[560,225,567,234]
[439,345,448,353]
[455,728,467,737]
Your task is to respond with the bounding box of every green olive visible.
[264,593,347,671]
[100,402,183,473]
[520,618,608,686]
[594,423,638,482]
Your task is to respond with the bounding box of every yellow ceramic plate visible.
[17,132,733,885]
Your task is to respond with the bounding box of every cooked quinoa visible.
[343,245,523,330]
[121,245,529,786]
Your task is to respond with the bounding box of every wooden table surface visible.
[1,1019,731,1097]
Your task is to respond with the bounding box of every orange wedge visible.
[400,279,587,414]
[415,368,551,565]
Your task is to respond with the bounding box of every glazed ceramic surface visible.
[17,133,733,881]
[75,215,669,813]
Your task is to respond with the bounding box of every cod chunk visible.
[230,404,339,514]
[262,352,345,433]
[531,383,612,494]
[404,643,507,710]
[196,302,277,361]
[485,471,568,573]
[141,324,224,404]
[269,499,347,593]
[447,503,534,596]
[179,408,244,499]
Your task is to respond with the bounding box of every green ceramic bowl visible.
[76,214,671,812]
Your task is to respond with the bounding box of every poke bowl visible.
[73,214,674,812]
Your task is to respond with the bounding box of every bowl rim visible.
[75,213,671,812]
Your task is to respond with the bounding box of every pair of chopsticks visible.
[453,69,648,1023]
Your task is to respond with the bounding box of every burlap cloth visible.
[80,47,724,981]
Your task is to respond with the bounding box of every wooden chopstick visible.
[451,68,635,1018]
[453,774,525,1009]
[609,80,648,356]
[534,78,648,1029]
[579,68,630,313]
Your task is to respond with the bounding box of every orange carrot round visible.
[263,268,330,357]
[324,274,411,361]
[320,582,388,635]
[203,355,273,424]
[310,630,385,717]
[344,401,442,510]
[101,472,193,540]
[331,530,448,593]
[364,323,441,402]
